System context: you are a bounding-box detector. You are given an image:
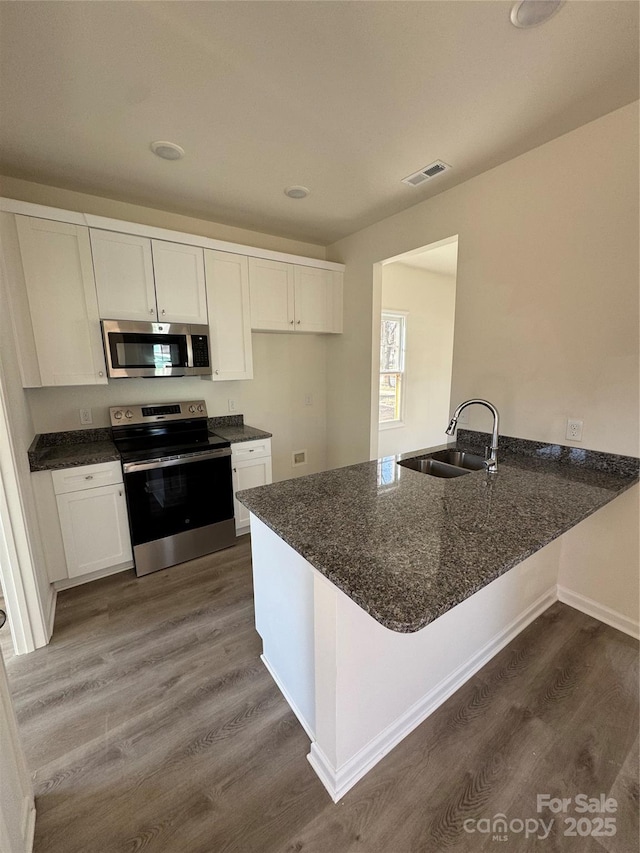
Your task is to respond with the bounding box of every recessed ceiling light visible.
[284,186,310,199]
[150,141,185,161]
[510,0,565,28]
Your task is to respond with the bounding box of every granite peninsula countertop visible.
[237,430,639,634]
[28,415,271,472]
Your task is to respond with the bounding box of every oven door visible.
[122,448,234,575]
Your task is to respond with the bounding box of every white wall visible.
[326,101,640,468]
[378,263,456,457]
[0,177,330,483]
[558,484,639,632]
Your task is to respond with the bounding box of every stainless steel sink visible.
[428,450,486,471]
[397,457,472,478]
[397,449,486,479]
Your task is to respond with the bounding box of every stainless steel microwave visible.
[101,320,212,378]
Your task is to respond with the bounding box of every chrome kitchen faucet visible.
[446,399,500,473]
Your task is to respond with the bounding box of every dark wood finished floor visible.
[2,537,638,853]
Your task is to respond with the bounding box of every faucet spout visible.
[445,399,500,473]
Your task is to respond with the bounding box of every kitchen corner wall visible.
[1,175,328,483]
[325,100,640,467]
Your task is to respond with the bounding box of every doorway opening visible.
[372,236,458,460]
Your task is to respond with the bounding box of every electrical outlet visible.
[304,394,313,406]
[79,408,93,425]
[228,399,237,413]
[566,418,583,442]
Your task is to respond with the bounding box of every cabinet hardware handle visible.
[98,371,104,377]
[297,320,301,325]
[85,475,93,480]
[290,320,294,324]
[149,308,154,314]
[233,467,237,473]
[161,309,166,315]
[215,369,219,375]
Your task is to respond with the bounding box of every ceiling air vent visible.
[402,160,451,188]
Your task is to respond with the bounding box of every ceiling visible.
[400,241,459,277]
[0,1,637,246]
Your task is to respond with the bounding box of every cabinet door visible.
[204,250,253,380]
[90,230,157,321]
[14,216,107,386]
[152,240,208,324]
[248,257,295,331]
[232,456,273,533]
[56,484,133,578]
[293,266,334,333]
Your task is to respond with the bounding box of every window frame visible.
[378,310,407,430]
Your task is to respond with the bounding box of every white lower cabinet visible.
[231,439,272,535]
[56,483,132,578]
[33,461,133,586]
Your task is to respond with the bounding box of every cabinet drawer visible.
[52,461,123,495]
[231,438,272,461]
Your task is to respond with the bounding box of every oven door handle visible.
[123,447,231,473]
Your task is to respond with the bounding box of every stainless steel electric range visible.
[110,400,235,577]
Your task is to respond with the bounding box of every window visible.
[379,312,406,426]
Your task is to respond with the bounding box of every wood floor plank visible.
[1,539,637,853]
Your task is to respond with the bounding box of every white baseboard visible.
[260,653,316,741]
[53,561,133,591]
[309,586,557,802]
[557,585,639,641]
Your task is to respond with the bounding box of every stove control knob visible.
[197,404,204,413]
[113,410,123,420]
[125,410,133,419]
[189,405,196,413]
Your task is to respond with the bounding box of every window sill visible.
[379,420,406,431]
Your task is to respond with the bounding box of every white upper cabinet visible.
[13,216,107,387]
[90,231,208,325]
[249,257,342,334]
[294,266,343,333]
[91,230,157,321]
[204,249,253,381]
[248,257,295,331]
[151,240,207,324]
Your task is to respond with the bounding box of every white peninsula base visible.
[249,514,562,802]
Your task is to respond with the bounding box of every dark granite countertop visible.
[208,415,272,444]
[214,425,272,444]
[29,416,271,471]
[28,429,119,472]
[237,431,639,634]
